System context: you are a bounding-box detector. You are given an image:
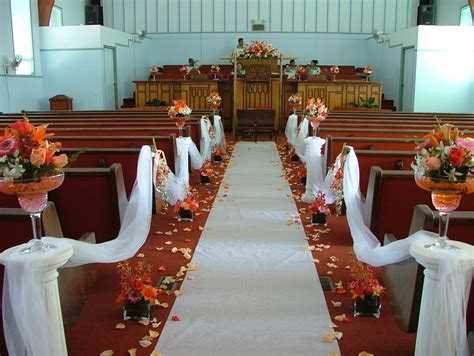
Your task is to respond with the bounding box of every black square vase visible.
[311,212,327,226]
[353,295,381,318]
[123,300,151,321]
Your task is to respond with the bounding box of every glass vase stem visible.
[30,212,42,240]
[437,212,450,248]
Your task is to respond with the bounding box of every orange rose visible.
[424,156,441,171]
[30,148,47,167]
[10,121,33,137]
[448,147,464,167]
[140,285,158,303]
[51,154,68,168]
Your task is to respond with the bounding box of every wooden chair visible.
[383,204,474,333]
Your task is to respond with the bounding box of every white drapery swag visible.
[1,145,154,356]
[199,116,213,163]
[152,149,186,206]
[294,117,309,160]
[285,114,298,147]
[343,147,473,356]
[175,136,204,183]
[212,115,226,153]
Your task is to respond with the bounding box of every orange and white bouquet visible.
[412,121,474,181]
[363,66,373,75]
[116,260,159,305]
[309,191,331,215]
[174,190,199,214]
[206,91,222,106]
[243,40,278,59]
[0,117,68,180]
[330,65,340,74]
[303,97,328,121]
[168,99,192,118]
[348,255,385,301]
[210,64,220,72]
[149,65,160,75]
[288,94,302,105]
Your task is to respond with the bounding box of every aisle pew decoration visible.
[348,254,385,318]
[213,146,224,162]
[206,91,222,112]
[309,191,330,226]
[303,97,328,136]
[199,165,212,184]
[174,190,199,222]
[242,40,279,59]
[168,99,192,137]
[331,168,344,215]
[288,94,302,113]
[116,260,159,321]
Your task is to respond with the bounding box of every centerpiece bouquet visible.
[213,146,224,162]
[296,65,305,80]
[330,65,340,74]
[363,66,372,81]
[304,97,328,135]
[206,91,222,111]
[309,191,330,225]
[210,64,220,72]
[168,99,192,136]
[348,254,385,318]
[288,94,302,113]
[149,65,160,79]
[174,190,199,221]
[199,165,212,184]
[242,40,278,59]
[116,260,159,321]
[412,121,474,248]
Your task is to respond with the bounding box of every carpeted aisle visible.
[156,142,339,355]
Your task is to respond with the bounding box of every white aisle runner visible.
[157,142,339,355]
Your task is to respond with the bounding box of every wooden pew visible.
[383,205,474,333]
[0,202,96,327]
[235,109,276,141]
[364,168,474,243]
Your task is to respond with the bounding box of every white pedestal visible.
[301,136,326,203]
[1,239,73,355]
[410,237,474,356]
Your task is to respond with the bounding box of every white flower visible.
[4,161,25,179]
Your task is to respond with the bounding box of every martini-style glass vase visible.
[414,174,474,250]
[308,116,323,137]
[209,103,220,117]
[173,116,188,137]
[289,103,301,115]
[0,171,65,254]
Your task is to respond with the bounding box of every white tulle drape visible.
[212,115,226,152]
[301,137,328,203]
[342,147,473,355]
[1,145,154,355]
[285,114,298,147]
[199,116,213,162]
[294,117,309,161]
[175,137,204,183]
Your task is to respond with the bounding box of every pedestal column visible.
[301,136,326,203]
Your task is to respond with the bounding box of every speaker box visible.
[417,5,435,25]
[85,5,103,25]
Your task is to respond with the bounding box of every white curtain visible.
[285,114,298,147]
[2,145,154,355]
[212,115,226,152]
[343,147,473,355]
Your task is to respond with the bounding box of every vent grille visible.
[251,20,266,32]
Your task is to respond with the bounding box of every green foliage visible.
[349,96,379,109]
[145,98,168,107]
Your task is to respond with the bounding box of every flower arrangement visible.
[149,65,160,75]
[288,94,302,105]
[331,167,344,214]
[296,65,305,75]
[242,40,278,59]
[206,91,222,106]
[200,165,212,178]
[330,65,340,74]
[116,260,159,305]
[347,254,385,301]
[179,65,188,74]
[210,64,220,72]
[174,190,200,214]
[363,66,373,75]
[303,97,328,120]
[213,146,224,161]
[309,191,331,215]
[0,117,69,180]
[412,121,474,181]
[168,99,192,118]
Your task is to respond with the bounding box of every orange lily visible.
[32,125,54,146]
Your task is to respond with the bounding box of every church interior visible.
[0,0,473,355]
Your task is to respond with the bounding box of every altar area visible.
[134,44,382,132]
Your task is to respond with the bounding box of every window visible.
[10,0,34,75]
[460,5,473,26]
[49,5,63,27]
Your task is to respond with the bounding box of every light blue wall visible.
[103,0,415,34]
[434,0,470,26]
[53,0,87,26]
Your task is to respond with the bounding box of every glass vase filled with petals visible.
[288,94,302,115]
[303,97,327,137]
[168,100,192,137]
[206,91,222,117]
[412,121,474,250]
[0,116,70,254]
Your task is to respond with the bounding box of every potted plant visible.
[309,191,330,225]
[174,190,199,221]
[116,260,159,321]
[348,254,386,318]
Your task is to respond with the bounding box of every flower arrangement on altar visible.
[330,65,340,74]
[0,116,69,180]
[242,40,278,59]
[296,65,305,75]
[168,99,192,118]
[363,66,373,75]
[288,94,302,105]
[116,260,159,305]
[210,64,220,72]
[348,254,386,301]
[149,65,160,75]
[412,121,474,182]
[303,97,328,121]
[206,91,222,107]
